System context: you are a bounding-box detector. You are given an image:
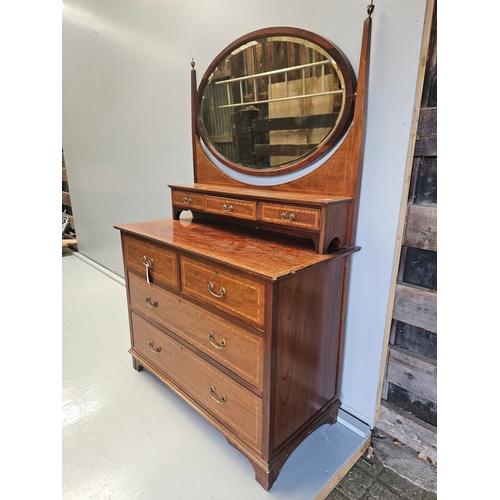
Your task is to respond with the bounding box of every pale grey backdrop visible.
[62,0,429,428]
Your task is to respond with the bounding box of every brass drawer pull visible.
[208,282,226,298]
[142,256,154,284]
[148,341,161,354]
[222,204,233,212]
[280,211,295,221]
[209,386,227,404]
[183,196,192,204]
[146,297,158,308]
[208,332,227,349]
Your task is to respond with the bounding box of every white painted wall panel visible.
[62,0,428,428]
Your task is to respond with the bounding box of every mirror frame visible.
[196,27,357,177]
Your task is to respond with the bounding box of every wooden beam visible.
[62,238,77,247]
[414,107,436,156]
[386,346,436,403]
[377,401,437,461]
[62,191,71,207]
[62,167,68,183]
[404,204,437,251]
[393,283,436,333]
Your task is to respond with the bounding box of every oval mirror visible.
[197,28,356,176]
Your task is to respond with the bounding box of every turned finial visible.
[367,1,374,18]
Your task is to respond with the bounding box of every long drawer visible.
[130,312,263,451]
[180,255,265,329]
[128,272,264,389]
[122,234,179,289]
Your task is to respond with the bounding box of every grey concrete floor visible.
[326,429,437,500]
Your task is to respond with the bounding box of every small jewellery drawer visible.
[131,312,263,451]
[171,190,205,210]
[180,256,265,329]
[260,203,321,230]
[128,272,264,389]
[204,195,257,221]
[122,234,179,288]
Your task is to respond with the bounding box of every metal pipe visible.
[214,59,331,85]
[217,89,343,109]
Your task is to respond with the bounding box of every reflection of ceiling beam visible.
[253,113,339,131]
[253,144,318,156]
[210,136,234,144]
[218,90,343,109]
[215,60,332,84]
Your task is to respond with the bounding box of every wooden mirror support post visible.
[115,5,373,491]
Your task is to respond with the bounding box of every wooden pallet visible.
[375,0,437,462]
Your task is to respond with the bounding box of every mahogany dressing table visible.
[115,6,373,490]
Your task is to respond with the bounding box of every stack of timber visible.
[377,0,437,461]
[62,149,78,248]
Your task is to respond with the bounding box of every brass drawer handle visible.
[142,256,154,284]
[280,211,295,221]
[208,332,227,349]
[222,204,233,212]
[146,297,158,308]
[208,282,226,298]
[148,341,161,354]
[209,386,227,404]
[183,196,192,204]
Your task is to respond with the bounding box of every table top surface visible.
[115,217,356,280]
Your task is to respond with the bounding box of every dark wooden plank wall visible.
[377,1,437,460]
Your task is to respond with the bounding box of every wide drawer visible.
[122,234,179,289]
[180,255,265,329]
[128,272,264,389]
[131,312,263,451]
[171,190,205,210]
[204,195,257,220]
[260,202,321,230]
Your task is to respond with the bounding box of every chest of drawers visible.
[115,218,357,490]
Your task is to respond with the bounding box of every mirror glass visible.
[199,34,355,174]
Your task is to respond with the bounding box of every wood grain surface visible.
[115,218,354,280]
[122,233,179,289]
[131,312,263,451]
[128,272,264,389]
[180,254,266,328]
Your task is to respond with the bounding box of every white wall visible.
[62,0,429,428]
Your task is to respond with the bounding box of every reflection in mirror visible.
[200,35,352,172]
